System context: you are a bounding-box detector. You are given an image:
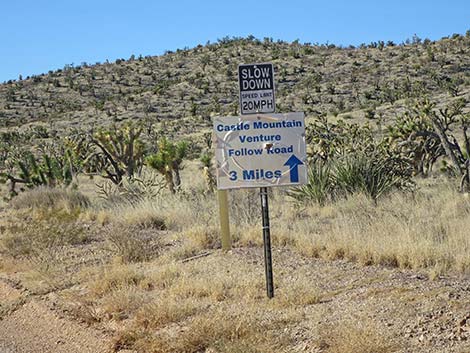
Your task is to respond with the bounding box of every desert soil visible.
[1,247,469,353]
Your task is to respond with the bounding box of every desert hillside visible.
[1,34,469,134]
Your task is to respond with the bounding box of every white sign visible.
[214,112,307,189]
[238,63,275,115]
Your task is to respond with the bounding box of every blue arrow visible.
[284,155,304,183]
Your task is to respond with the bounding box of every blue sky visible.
[0,0,469,82]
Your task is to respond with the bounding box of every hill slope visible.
[1,34,470,138]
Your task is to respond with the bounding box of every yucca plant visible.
[333,152,414,202]
[289,152,413,205]
[288,160,334,206]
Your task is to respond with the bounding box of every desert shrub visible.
[306,117,375,162]
[104,224,160,263]
[85,123,145,185]
[386,101,444,176]
[1,211,90,258]
[0,149,76,197]
[9,186,90,210]
[96,170,165,206]
[300,117,414,204]
[229,189,260,225]
[146,138,188,193]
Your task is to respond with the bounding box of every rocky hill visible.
[1,33,470,138]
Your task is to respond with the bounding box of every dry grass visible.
[182,225,220,250]
[88,178,470,275]
[85,263,148,297]
[102,192,217,234]
[146,263,182,289]
[0,294,27,320]
[108,202,166,229]
[1,33,470,353]
[0,207,90,259]
[134,296,202,329]
[104,224,160,263]
[9,186,90,210]
[319,317,398,353]
[101,286,150,321]
[272,282,323,308]
[0,188,92,257]
[2,176,470,352]
[277,183,470,274]
[130,308,294,353]
[74,253,320,352]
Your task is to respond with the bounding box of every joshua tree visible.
[0,150,74,197]
[414,98,470,190]
[146,138,188,193]
[200,152,216,192]
[85,123,144,185]
[387,107,444,176]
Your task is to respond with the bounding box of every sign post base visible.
[218,189,231,251]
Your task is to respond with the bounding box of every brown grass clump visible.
[104,224,160,263]
[183,225,219,250]
[106,193,217,234]
[9,186,90,210]
[130,308,293,353]
[0,208,90,258]
[101,286,149,321]
[272,282,323,308]
[134,297,202,329]
[146,263,182,290]
[62,264,152,324]
[82,254,311,352]
[234,224,264,247]
[87,264,147,297]
[110,202,166,230]
[169,275,231,301]
[320,317,398,353]
[285,186,470,274]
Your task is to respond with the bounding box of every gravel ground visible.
[1,246,469,353]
